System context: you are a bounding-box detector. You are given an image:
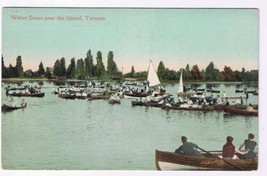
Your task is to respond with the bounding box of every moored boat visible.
[223,105,258,116]
[155,150,257,171]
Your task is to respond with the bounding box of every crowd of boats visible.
[2,79,258,116]
[2,61,258,116]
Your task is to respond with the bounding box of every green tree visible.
[15,56,24,77]
[7,64,16,78]
[106,51,118,76]
[76,58,85,79]
[191,65,201,80]
[66,57,76,79]
[37,61,45,76]
[205,62,221,81]
[2,55,8,78]
[157,61,165,80]
[184,64,191,81]
[59,57,66,77]
[53,59,60,77]
[164,69,178,80]
[130,66,135,77]
[95,51,105,78]
[241,68,246,82]
[84,49,95,78]
[44,67,52,79]
[222,66,236,81]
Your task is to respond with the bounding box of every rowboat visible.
[8,92,45,97]
[2,103,27,112]
[155,150,257,171]
[213,104,258,111]
[124,92,152,99]
[223,105,258,116]
[161,104,213,111]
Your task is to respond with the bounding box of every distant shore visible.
[1,78,258,85]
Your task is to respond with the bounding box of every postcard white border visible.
[0,0,266,176]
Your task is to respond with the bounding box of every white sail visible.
[178,71,184,93]
[147,60,161,87]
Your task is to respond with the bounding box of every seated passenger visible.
[237,133,257,159]
[222,136,246,159]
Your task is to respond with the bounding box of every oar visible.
[198,147,244,170]
[201,150,222,153]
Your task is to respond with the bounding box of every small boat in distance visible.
[155,150,257,171]
[2,103,27,112]
[124,60,165,99]
[177,70,194,98]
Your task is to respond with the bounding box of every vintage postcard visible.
[1,1,266,176]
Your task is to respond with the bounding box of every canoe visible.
[124,92,152,99]
[155,150,257,171]
[2,103,27,112]
[161,104,213,111]
[8,92,45,97]
[223,105,258,116]
[88,95,110,100]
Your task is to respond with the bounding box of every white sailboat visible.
[177,70,193,98]
[178,70,184,94]
[147,60,161,87]
[147,60,165,96]
[124,60,165,99]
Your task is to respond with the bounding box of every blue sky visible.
[2,8,259,73]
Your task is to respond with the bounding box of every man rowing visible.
[175,136,204,157]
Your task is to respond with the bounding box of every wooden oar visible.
[198,147,244,170]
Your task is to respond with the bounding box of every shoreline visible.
[1,78,258,85]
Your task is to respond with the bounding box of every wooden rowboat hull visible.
[223,105,258,116]
[2,103,27,112]
[155,150,257,171]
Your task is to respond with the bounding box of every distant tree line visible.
[2,50,122,80]
[125,61,258,83]
[2,53,258,82]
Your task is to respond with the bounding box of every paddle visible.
[198,147,244,170]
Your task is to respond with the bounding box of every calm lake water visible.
[1,81,258,170]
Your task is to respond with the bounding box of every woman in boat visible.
[222,136,246,159]
[175,136,204,157]
[237,133,257,159]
